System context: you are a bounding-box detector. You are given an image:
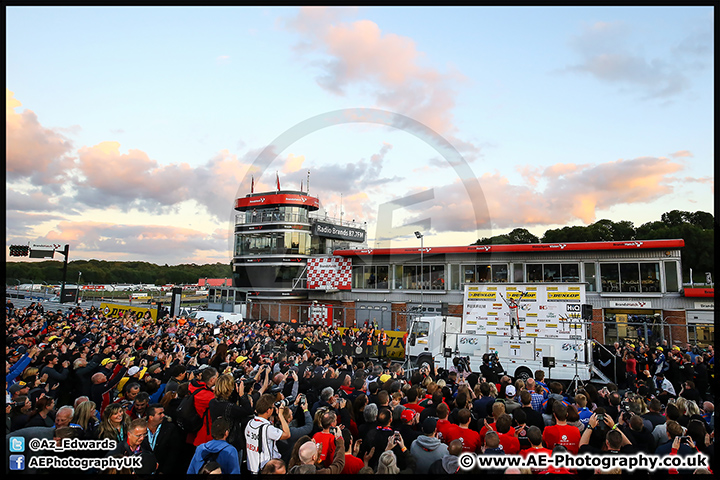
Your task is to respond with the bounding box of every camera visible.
[393,431,401,443]
[679,436,691,444]
[329,427,337,435]
[274,398,289,408]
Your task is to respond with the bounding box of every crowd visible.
[5,300,716,476]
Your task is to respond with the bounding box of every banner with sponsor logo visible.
[100,303,157,322]
[463,283,587,341]
[338,327,406,359]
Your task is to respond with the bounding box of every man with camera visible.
[480,353,503,384]
[244,393,291,474]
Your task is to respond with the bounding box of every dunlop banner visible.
[338,327,406,359]
[100,302,158,322]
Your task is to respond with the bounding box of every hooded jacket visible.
[186,439,240,474]
[410,434,448,474]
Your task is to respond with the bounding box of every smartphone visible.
[596,413,605,422]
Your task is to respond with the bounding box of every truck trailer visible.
[405,283,611,384]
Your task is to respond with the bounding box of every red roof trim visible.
[683,287,714,298]
[334,239,685,256]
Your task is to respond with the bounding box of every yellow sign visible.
[100,303,157,322]
[508,291,536,300]
[547,292,581,300]
[338,327,406,359]
[469,291,497,300]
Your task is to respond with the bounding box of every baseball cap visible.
[128,366,141,376]
[506,385,517,397]
[657,347,663,352]
[101,358,116,367]
[401,409,416,423]
[422,417,438,434]
[379,374,392,384]
[236,356,248,364]
[9,382,28,393]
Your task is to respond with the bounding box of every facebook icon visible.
[10,454,25,471]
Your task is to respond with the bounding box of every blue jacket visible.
[6,353,32,386]
[187,439,240,474]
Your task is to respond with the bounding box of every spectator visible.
[340,428,365,474]
[96,402,130,443]
[141,403,185,475]
[410,417,448,474]
[245,393,291,474]
[187,416,241,474]
[187,366,218,447]
[428,438,462,474]
[542,402,581,454]
[287,428,346,474]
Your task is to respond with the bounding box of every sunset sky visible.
[6,7,714,265]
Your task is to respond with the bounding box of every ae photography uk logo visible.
[458,452,710,472]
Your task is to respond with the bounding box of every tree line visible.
[472,210,714,282]
[5,259,232,286]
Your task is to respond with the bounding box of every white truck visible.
[190,310,244,325]
[405,283,610,383]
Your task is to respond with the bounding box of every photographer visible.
[244,393,291,474]
[480,353,503,384]
[277,393,313,464]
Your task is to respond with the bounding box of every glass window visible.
[620,263,640,292]
[402,266,418,289]
[394,265,403,289]
[463,265,476,284]
[664,262,679,292]
[412,321,430,337]
[492,264,508,282]
[430,265,445,289]
[450,264,461,290]
[513,263,524,283]
[376,266,389,289]
[527,264,543,282]
[543,264,560,282]
[640,263,660,292]
[352,266,364,289]
[561,264,579,282]
[477,265,491,282]
[584,263,596,292]
[600,264,620,292]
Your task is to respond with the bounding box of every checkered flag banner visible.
[306,256,352,290]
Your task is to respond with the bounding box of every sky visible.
[6,6,714,266]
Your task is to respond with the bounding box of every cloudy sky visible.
[6,7,714,265]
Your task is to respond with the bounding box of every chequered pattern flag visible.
[307,257,352,290]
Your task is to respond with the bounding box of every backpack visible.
[176,387,211,434]
[200,448,223,472]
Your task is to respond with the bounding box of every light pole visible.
[77,271,82,304]
[415,231,424,312]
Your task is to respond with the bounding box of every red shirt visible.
[446,426,482,453]
[542,424,581,454]
[626,358,637,375]
[497,431,521,454]
[342,454,364,474]
[478,421,496,447]
[312,431,336,467]
[436,419,460,444]
[405,403,425,414]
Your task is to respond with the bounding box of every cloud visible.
[73,141,195,212]
[32,221,231,264]
[401,155,687,233]
[284,142,400,198]
[6,88,76,190]
[564,20,709,99]
[670,150,693,158]
[285,8,471,145]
